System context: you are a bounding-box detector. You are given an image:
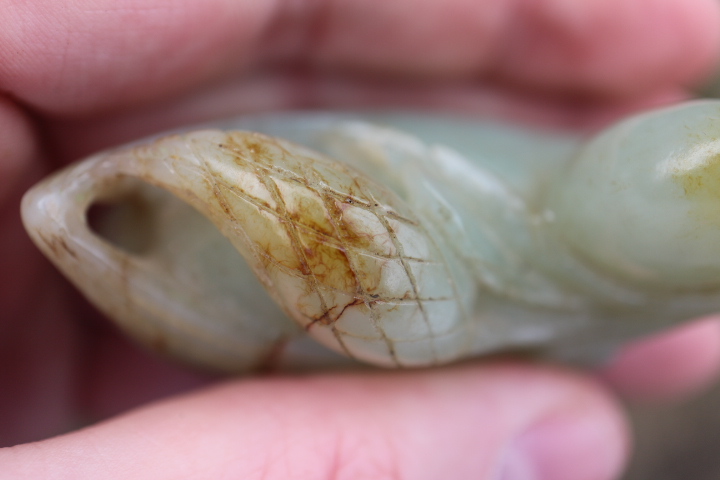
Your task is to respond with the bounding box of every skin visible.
[1,0,720,478]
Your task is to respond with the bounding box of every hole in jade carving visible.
[87,200,156,255]
[84,177,290,330]
[86,177,164,255]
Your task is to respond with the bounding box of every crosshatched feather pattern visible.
[157,130,473,367]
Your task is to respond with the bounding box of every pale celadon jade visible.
[20,101,720,373]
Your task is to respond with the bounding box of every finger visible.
[599,318,720,402]
[0,95,45,335]
[44,73,687,164]
[488,0,720,96]
[0,93,82,447]
[0,365,628,480]
[0,97,37,202]
[0,0,717,115]
[0,129,80,447]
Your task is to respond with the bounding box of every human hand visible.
[2,1,720,479]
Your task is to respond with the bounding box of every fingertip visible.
[599,318,720,402]
[498,392,629,480]
[421,365,630,480]
[493,0,720,96]
[0,97,38,196]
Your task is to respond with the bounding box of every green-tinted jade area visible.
[20,101,720,372]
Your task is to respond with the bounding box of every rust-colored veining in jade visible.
[211,132,424,332]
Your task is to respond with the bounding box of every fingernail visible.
[496,411,625,480]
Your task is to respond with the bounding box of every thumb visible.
[0,364,628,480]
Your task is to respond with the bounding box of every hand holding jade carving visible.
[1,3,719,480]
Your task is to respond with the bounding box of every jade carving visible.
[20,101,720,373]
